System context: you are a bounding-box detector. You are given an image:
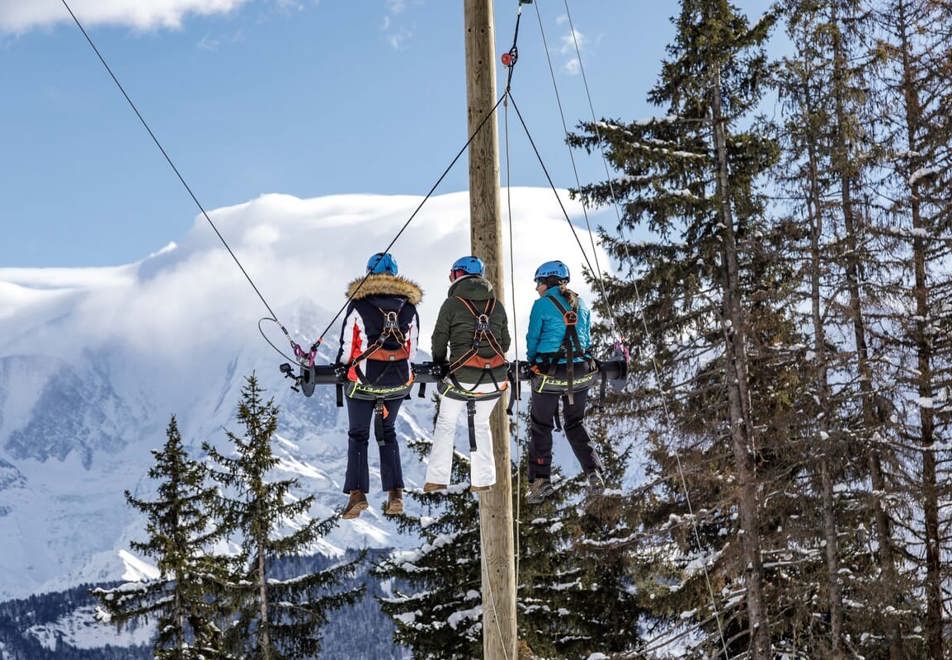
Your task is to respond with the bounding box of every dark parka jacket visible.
[431,275,511,383]
[335,274,423,386]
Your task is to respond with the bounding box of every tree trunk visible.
[830,10,902,657]
[805,89,845,655]
[258,540,271,659]
[711,63,769,660]
[896,2,941,655]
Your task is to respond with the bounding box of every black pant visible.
[343,396,405,494]
[528,385,601,480]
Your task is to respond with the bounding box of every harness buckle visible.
[382,310,399,331]
[475,313,491,334]
[564,311,578,327]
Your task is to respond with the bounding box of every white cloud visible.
[197,33,220,50]
[563,57,580,76]
[0,189,612,366]
[386,0,407,14]
[560,27,584,55]
[387,26,412,50]
[555,14,568,25]
[0,0,250,33]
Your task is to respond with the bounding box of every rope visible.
[552,1,731,655]
[503,89,523,592]
[308,91,508,348]
[58,0,293,344]
[530,1,620,344]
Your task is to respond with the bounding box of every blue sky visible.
[1,0,774,267]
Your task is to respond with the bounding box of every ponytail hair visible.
[559,283,579,308]
[541,276,579,307]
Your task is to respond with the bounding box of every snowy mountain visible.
[0,188,607,602]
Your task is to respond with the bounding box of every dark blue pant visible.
[343,396,405,494]
[528,386,601,480]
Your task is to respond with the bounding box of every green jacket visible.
[431,276,511,383]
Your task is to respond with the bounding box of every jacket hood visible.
[448,275,494,301]
[345,274,423,304]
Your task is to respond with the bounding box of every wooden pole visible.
[463,1,517,657]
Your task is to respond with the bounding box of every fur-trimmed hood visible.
[345,274,423,305]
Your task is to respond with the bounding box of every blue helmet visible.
[451,255,485,277]
[367,252,398,275]
[534,260,570,282]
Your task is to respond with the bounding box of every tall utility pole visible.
[463,0,517,657]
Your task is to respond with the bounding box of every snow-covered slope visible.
[0,189,609,600]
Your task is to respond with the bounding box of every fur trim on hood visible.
[345,274,423,305]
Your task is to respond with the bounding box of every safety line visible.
[530,1,619,344]
[59,0,290,340]
[309,91,509,348]
[503,92,523,592]
[557,1,731,655]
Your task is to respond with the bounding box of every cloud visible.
[560,27,584,55]
[387,26,412,50]
[0,189,612,367]
[0,0,251,33]
[563,57,580,75]
[381,0,415,50]
[197,34,220,50]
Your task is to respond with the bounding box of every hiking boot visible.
[384,489,404,515]
[342,490,368,520]
[585,470,605,496]
[526,478,554,504]
[423,482,447,493]
[470,484,492,493]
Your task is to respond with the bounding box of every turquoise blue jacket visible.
[526,290,591,363]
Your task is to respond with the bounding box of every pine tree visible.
[373,429,485,659]
[375,409,643,658]
[204,374,363,659]
[517,416,647,658]
[869,1,952,655]
[566,1,823,656]
[92,416,231,659]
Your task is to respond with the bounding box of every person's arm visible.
[406,305,420,361]
[525,299,543,362]
[431,299,452,364]
[578,298,592,353]
[336,303,361,365]
[496,304,511,353]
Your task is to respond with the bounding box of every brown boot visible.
[423,482,447,493]
[384,489,404,515]
[341,490,368,520]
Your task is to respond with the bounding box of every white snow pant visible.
[425,381,503,488]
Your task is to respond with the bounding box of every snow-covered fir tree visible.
[566,0,832,656]
[867,0,952,654]
[204,374,363,659]
[373,432,485,659]
[92,416,231,659]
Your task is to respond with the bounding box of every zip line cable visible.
[60,0,507,365]
[307,91,509,349]
[530,0,620,345]
[550,1,732,654]
[59,0,291,340]
[503,91,523,591]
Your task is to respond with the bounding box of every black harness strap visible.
[374,400,387,447]
[543,294,585,405]
[466,400,478,452]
